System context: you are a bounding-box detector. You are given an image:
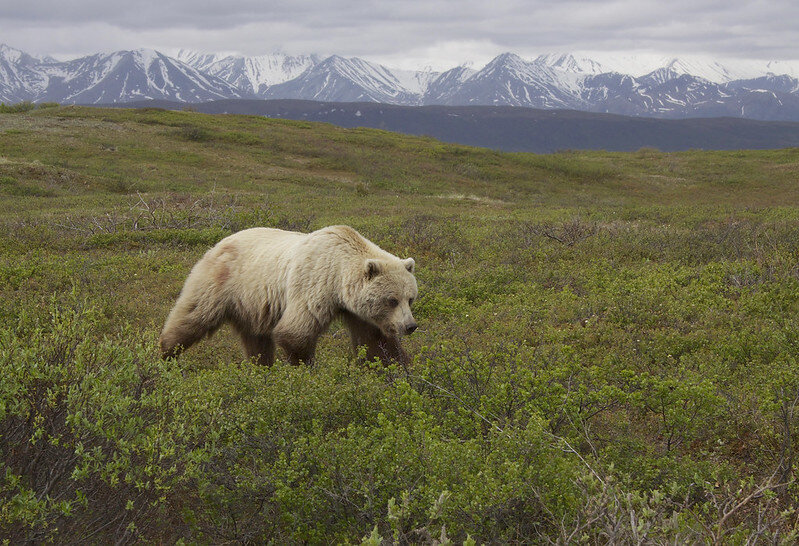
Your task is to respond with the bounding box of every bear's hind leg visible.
[239,332,276,366]
[159,296,224,360]
[160,318,215,359]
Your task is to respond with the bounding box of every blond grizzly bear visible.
[159,225,418,366]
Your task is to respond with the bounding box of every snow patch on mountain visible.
[177,50,320,95]
[0,44,24,64]
[391,67,440,96]
[175,49,226,71]
[534,53,608,75]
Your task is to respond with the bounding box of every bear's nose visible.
[405,323,417,335]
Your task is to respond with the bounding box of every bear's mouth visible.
[379,324,400,338]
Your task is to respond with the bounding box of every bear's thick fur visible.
[159,225,418,366]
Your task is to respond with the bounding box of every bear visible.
[159,225,418,366]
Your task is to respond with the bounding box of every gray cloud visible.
[3,0,799,67]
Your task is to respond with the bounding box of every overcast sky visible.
[3,0,798,69]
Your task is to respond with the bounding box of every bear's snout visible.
[405,322,418,335]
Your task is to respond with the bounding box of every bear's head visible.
[355,256,418,337]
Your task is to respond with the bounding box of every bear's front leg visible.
[283,344,316,366]
[272,305,324,366]
[341,311,410,367]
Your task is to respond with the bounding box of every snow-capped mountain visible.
[423,65,477,104]
[264,55,422,104]
[435,52,580,108]
[0,44,49,102]
[176,50,320,95]
[423,52,799,120]
[728,74,799,94]
[42,49,248,103]
[173,49,222,72]
[0,46,246,104]
[534,53,608,75]
[392,67,440,96]
[570,53,799,83]
[3,44,799,121]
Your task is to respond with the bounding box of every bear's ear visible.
[366,259,381,280]
[403,257,415,273]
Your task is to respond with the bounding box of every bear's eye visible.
[387,297,399,308]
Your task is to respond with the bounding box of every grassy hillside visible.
[3,104,799,543]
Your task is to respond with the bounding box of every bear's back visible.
[308,225,395,260]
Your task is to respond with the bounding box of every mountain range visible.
[3,44,799,121]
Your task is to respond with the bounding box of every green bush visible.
[0,102,36,114]
[219,131,263,146]
[0,297,201,543]
[0,101,57,113]
[175,124,213,142]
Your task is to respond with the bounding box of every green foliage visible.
[3,106,799,542]
[0,101,36,114]
[87,227,229,248]
[0,101,58,113]
[0,296,199,542]
[219,130,263,146]
[175,124,213,142]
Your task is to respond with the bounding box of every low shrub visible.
[0,297,199,543]
[0,102,36,114]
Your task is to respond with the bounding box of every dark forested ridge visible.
[112,98,799,152]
